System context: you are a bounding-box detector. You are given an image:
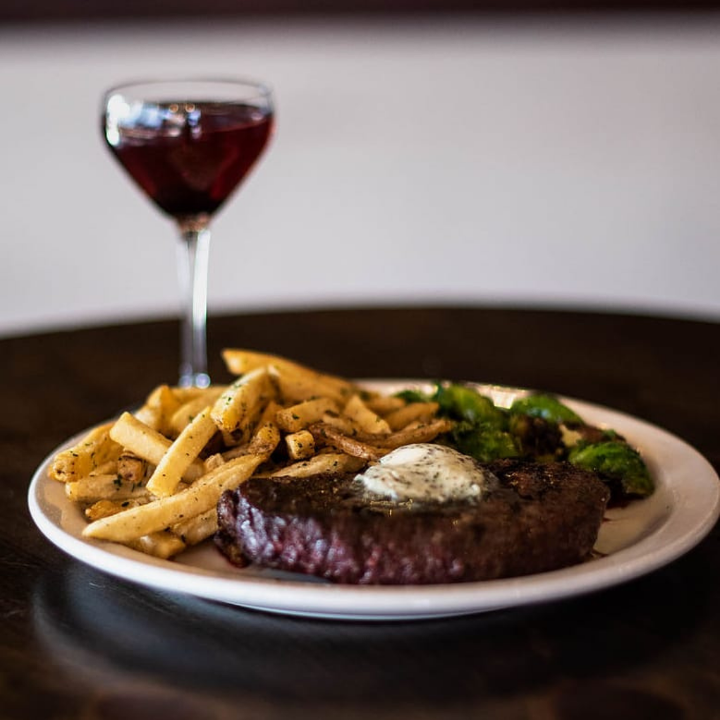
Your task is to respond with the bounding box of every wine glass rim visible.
[103,77,273,101]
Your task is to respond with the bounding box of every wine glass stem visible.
[176,223,211,388]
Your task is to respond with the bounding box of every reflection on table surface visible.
[30,557,712,718]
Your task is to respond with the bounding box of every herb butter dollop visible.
[357,443,494,503]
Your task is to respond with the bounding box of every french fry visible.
[342,394,392,435]
[275,397,340,433]
[133,385,178,432]
[363,395,406,415]
[133,405,162,432]
[211,367,274,437]
[267,366,347,404]
[173,508,218,546]
[84,498,149,521]
[205,401,282,469]
[202,402,282,469]
[247,401,282,456]
[384,402,440,431]
[129,531,186,559]
[285,430,315,460]
[89,460,119,476]
[109,412,205,481]
[82,454,265,543]
[169,387,225,436]
[170,386,223,404]
[269,452,365,478]
[146,407,217,498]
[222,349,356,401]
[49,422,121,483]
[117,453,147,484]
[65,474,150,503]
[312,417,453,452]
[204,452,227,472]
[374,418,453,448]
[318,412,364,436]
[109,412,170,462]
[308,423,388,461]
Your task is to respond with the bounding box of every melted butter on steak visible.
[357,443,496,503]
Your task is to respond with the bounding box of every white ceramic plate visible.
[28,382,720,621]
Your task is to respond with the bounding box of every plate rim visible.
[28,381,720,621]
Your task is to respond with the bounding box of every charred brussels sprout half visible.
[509,394,583,425]
[450,421,520,463]
[394,388,432,404]
[434,384,507,428]
[568,440,653,498]
[430,384,516,463]
[508,413,565,462]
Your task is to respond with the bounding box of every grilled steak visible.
[215,459,610,585]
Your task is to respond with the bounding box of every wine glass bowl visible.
[102,78,274,386]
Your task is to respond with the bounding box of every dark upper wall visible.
[2,0,719,24]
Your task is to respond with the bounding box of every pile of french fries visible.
[49,349,452,560]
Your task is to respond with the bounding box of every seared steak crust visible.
[215,459,610,585]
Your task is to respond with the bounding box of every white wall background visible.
[2,15,720,337]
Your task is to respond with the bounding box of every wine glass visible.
[102,78,274,387]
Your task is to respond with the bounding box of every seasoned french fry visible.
[109,412,205,481]
[222,349,356,400]
[211,367,274,437]
[203,408,281,469]
[171,386,218,403]
[364,395,406,415]
[117,453,147,484]
[82,454,266,542]
[147,384,182,412]
[268,452,366,478]
[133,385,174,431]
[84,498,149,521]
[49,422,121,483]
[204,452,227,472]
[169,387,225,436]
[89,460,119,476]
[384,402,440,431]
[173,508,218,546]
[275,397,340,433]
[342,394,392,435]
[65,474,150,503]
[313,417,453,451]
[374,418,453,448]
[146,407,217,498]
[128,531,186,559]
[247,401,282,456]
[109,412,170,461]
[308,423,388,461]
[267,367,345,404]
[285,430,315,460]
[133,405,162,432]
[319,412,363,436]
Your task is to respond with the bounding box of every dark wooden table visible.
[2,306,719,719]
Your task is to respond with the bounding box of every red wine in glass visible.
[103,80,274,387]
[107,101,273,220]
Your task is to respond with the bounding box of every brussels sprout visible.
[451,421,520,463]
[510,394,583,425]
[394,388,432,404]
[508,413,564,461]
[569,440,653,497]
[434,384,506,428]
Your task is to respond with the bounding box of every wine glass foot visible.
[179,371,211,389]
